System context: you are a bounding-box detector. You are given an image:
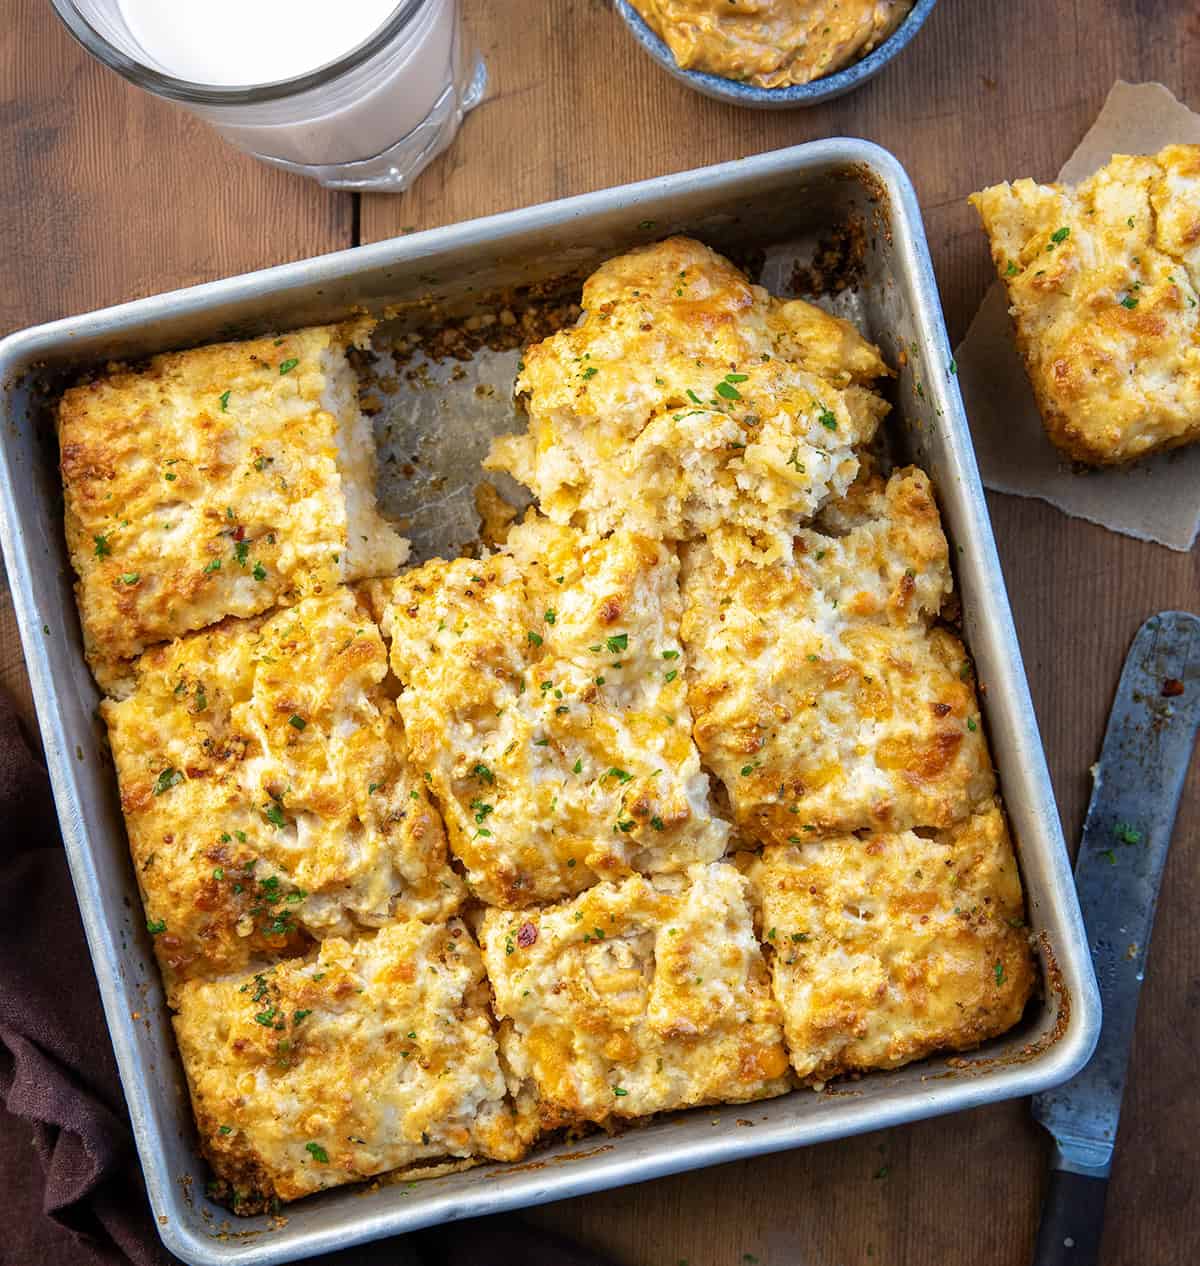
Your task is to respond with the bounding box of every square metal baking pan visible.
[0,140,1101,1266]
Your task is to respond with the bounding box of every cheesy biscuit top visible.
[174,920,527,1211]
[479,863,791,1130]
[681,468,994,843]
[59,320,409,692]
[374,517,729,908]
[486,237,890,566]
[630,0,913,89]
[970,145,1200,465]
[103,588,463,998]
[747,803,1035,1081]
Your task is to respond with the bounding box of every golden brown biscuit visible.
[103,588,462,998]
[175,921,528,1211]
[747,803,1035,1081]
[59,320,408,692]
[479,863,791,1130]
[971,145,1200,465]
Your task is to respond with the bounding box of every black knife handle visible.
[1032,1169,1109,1266]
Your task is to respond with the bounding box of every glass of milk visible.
[49,0,486,191]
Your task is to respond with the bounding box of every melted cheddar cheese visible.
[480,863,791,1129]
[372,516,728,907]
[486,237,890,566]
[59,321,408,692]
[681,468,994,841]
[747,804,1035,1081]
[174,921,528,1210]
[103,588,462,999]
[971,145,1200,465]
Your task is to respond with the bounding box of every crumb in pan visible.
[58,320,409,693]
[486,237,891,566]
[681,467,994,842]
[746,802,1035,1081]
[175,920,529,1212]
[102,588,463,999]
[630,0,914,90]
[371,515,729,907]
[970,144,1200,465]
[479,862,791,1131]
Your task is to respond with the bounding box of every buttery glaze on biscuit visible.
[174,921,528,1212]
[480,863,792,1130]
[681,467,995,842]
[102,589,462,998]
[971,144,1200,465]
[487,237,891,566]
[58,320,408,692]
[631,0,913,88]
[372,516,728,907]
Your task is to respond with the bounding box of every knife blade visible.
[1031,610,1200,1266]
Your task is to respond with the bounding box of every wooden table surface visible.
[3,1,1198,1263]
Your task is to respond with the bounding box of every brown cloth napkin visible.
[0,689,619,1266]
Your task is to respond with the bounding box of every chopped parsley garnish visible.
[264,802,286,829]
[305,1142,329,1163]
[544,609,557,625]
[786,446,805,473]
[715,380,741,401]
[1114,822,1143,846]
[146,918,167,934]
[234,540,250,566]
[254,1007,277,1027]
[1051,226,1070,244]
[219,390,231,411]
[93,533,110,558]
[473,763,494,784]
[616,819,635,832]
[580,366,598,380]
[573,758,583,774]
[288,715,306,731]
[607,768,633,784]
[252,561,267,581]
[153,767,183,796]
[664,669,678,683]
[994,961,1006,986]
[279,358,299,375]
[818,408,838,430]
[218,1125,232,1135]
[1005,261,1018,276]
[725,372,748,383]
[527,630,543,647]
[203,558,221,574]
[1120,295,1139,309]
[686,388,702,405]
[650,816,664,831]
[662,649,679,660]
[120,572,140,585]
[1103,848,1118,865]
[966,717,978,732]
[612,1086,628,1097]
[605,633,628,654]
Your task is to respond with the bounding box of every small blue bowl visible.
[614,0,939,109]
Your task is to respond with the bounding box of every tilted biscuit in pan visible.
[971,144,1200,466]
[745,802,1035,1082]
[102,588,463,1000]
[174,920,530,1213]
[479,862,791,1132]
[58,319,408,693]
[486,236,891,566]
[681,466,994,844]
[370,515,729,908]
